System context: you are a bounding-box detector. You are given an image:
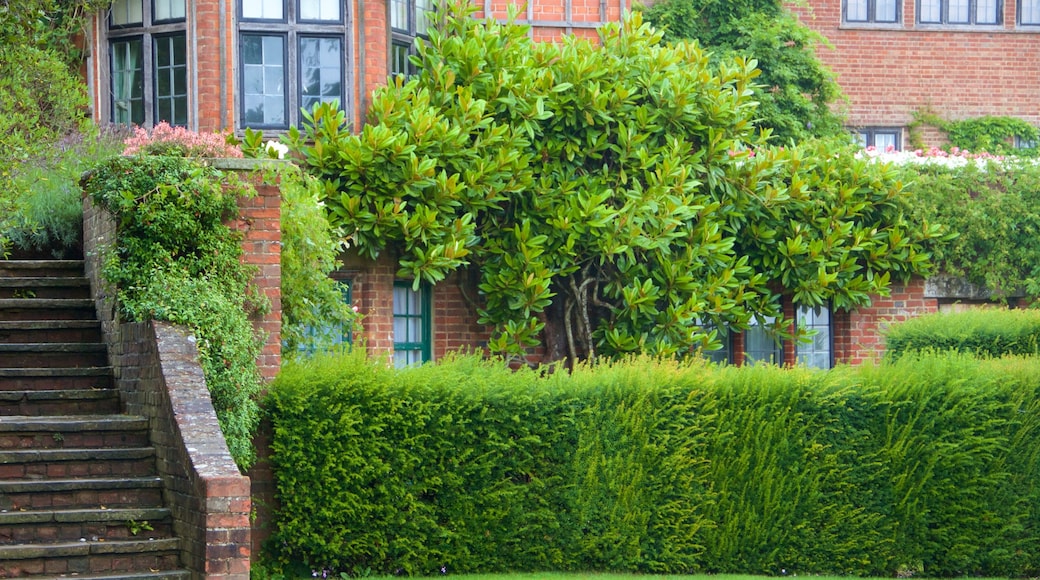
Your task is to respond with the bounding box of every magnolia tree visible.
[288,4,940,364]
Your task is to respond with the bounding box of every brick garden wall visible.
[838,278,939,365]
[792,0,1040,146]
[83,160,282,578]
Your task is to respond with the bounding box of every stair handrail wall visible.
[82,194,253,579]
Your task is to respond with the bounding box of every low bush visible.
[82,155,265,470]
[885,308,1040,359]
[264,353,1040,577]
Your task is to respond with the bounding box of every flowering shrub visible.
[857,145,1011,168]
[122,122,243,158]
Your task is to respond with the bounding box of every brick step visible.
[0,368,113,391]
[0,477,163,511]
[0,321,103,344]
[0,389,121,416]
[0,537,179,577]
[0,261,85,279]
[0,344,108,368]
[0,507,173,545]
[0,448,156,480]
[0,277,91,300]
[0,299,97,322]
[0,416,149,450]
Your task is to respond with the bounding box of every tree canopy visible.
[641,0,847,143]
[289,4,939,364]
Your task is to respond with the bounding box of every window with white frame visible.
[918,0,1002,24]
[845,0,900,23]
[1022,0,1040,23]
[107,0,187,126]
[393,281,431,367]
[857,128,902,151]
[744,316,783,365]
[239,0,348,129]
[796,304,833,369]
[390,0,434,76]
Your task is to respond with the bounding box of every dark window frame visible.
[795,304,834,369]
[153,32,188,126]
[743,316,784,366]
[296,34,345,118]
[1021,0,1040,24]
[105,0,187,127]
[238,0,351,130]
[857,127,903,151]
[916,0,1003,24]
[844,0,901,23]
[390,0,434,77]
[393,280,432,367]
[151,0,187,25]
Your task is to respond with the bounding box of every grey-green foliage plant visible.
[640,0,847,144]
[82,155,266,470]
[289,3,939,365]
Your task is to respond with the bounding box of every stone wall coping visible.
[209,158,289,172]
[924,273,1024,300]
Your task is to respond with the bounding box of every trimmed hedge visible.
[886,308,1040,359]
[264,353,1040,577]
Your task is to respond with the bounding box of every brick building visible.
[794,0,1040,150]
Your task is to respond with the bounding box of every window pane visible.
[796,305,832,369]
[300,0,341,20]
[919,0,942,21]
[391,42,411,76]
[949,0,970,21]
[241,34,286,127]
[112,0,144,25]
[299,37,342,117]
[155,0,186,21]
[243,0,284,19]
[744,318,782,365]
[875,0,897,21]
[391,0,408,30]
[111,39,144,125]
[976,0,999,22]
[155,35,188,126]
[393,283,429,365]
[846,0,869,20]
[873,131,898,150]
[416,0,433,34]
[1023,0,1040,23]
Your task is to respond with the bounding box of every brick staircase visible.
[0,259,188,579]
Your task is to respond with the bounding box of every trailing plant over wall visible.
[289,4,939,364]
[82,154,266,470]
[908,110,1038,155]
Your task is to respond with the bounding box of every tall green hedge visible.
[886,309,1040,359]
[264,353,1040,577]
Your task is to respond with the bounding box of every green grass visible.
[359,575,1012,580]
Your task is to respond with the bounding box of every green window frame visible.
[393,281,431,367]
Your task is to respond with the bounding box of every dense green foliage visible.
[640,0,846,143]
[82,156,265,470]
[885,308,1040,358]
[904,159,1040,300]
[291,6,937,363]
[265,353,1040,577]
[275,163,360,357]
[909,111,1039,155]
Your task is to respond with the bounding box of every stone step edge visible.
[0,507,170,526]
[0,277,90,287]
[0,537,178,560]
[0,343,107,353]
[0,367,112,377]
[0,416,147,432]
[0,477,162,493]
[0,389,119,402]
[0,320,100,330]
[0,299,94,308]
[0,260,85,268]
[0,448,155,463]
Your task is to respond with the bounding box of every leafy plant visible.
[126,519,153,536]
[82,155,265,470]
[640,0,847,143]
[908,110,1038,155]
[289,4,937,364]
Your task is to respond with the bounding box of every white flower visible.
[264,140,289,159]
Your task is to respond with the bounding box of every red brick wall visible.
[839,277,939,365]
[793,0,1040,146]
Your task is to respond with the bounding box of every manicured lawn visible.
[363,575,995,580]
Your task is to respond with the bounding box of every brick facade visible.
[793,0,1040,147]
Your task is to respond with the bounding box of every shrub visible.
[885,308,1040,359]
[122,122,243,158]
[82,155,265,470]
[264,353,1040,577]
